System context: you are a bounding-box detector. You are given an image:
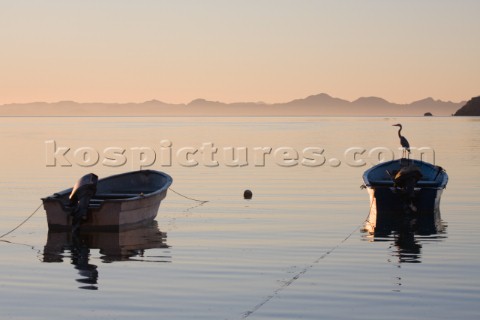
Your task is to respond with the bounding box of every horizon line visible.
[0,92,470,106]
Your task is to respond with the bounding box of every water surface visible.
[0,117,479,319]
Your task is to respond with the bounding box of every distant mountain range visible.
[0,93,467,116]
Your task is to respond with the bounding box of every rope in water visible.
[240,199,375,319]
[0,203,43,239]
[168,187,209,204]
[0,188,207,240]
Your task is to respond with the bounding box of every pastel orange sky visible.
[1,1,479,105]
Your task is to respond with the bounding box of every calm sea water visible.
[0,117,479,319]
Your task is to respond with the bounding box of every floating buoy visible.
[243,189,252,200]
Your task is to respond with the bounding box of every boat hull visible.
[364,186,444,235]
[42,170,172,231]
[362,159,447,235]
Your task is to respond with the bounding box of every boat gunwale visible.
[362,159,448,189]
[41,170,173,210]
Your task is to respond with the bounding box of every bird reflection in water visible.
[42,221,170,290]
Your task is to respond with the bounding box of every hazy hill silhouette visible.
[279,93,350,108]
[454,96,480,116]
[0,93,465,116]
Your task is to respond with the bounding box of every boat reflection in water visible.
[362,208,447,264]
[42,221,170,290]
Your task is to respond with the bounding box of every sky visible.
[1,0,479,105]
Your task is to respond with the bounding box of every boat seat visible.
[370,180,439,187]
[416,181,440,187]
[93,193,143,199]
[369,180,395,186]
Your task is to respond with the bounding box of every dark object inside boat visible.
[69,173,98,227]
[392,164,423,198]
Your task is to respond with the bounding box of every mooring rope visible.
[0,188,205,240]
[0,203,43,239]
[240,224,361,319]
[168,187,209,204]
[240,200,375,319]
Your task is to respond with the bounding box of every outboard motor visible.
[394,165,422,212]
[69,173,98,230]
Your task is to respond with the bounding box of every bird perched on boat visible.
[392,124,410,158]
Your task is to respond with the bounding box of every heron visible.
[392,124,410,158]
